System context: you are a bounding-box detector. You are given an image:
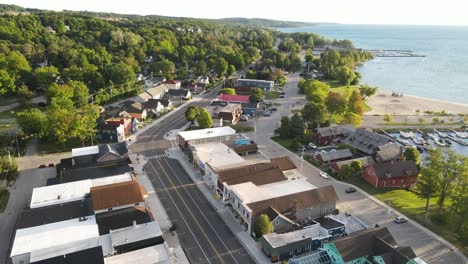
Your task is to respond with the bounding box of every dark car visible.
[48,163,55,167]
[345,187,357,193]
[39,164,47,168]
[269,107,277,111]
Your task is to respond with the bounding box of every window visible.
[400,179,404,183]
[276,219,279,224]
[135,203,139,206]
[297,247,302,253]
[246,213,249,219]
[108,208,113,211]
[392,180,396,184]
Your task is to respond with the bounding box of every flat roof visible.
[72,146,99,157]
[11,216,99,257]
[315,217,344,230]
[178,126,235,141]
[96,206,153,235]
[31,180,93,208]
[59,160,132,183]
[104,244,170,264]
[32,246,104,264]
[193,143,245,170]
[263,223,328,248]
[110,221,161,248]
[230,179,316,204]
[91,172,133,187]
[328,213,368,234]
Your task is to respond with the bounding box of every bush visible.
[289,140,300,150]
[431,211,449,225]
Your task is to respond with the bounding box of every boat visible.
[416,146,425,153]
[399,139,411,146]
[444,139,452,146]
[412,137,423,145]
[434,139,449,147]
[428,133,437,140]
[451,129,468,139]
[434,129,448,138]
[399,131,414,139]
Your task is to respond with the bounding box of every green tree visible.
[214,57,228,77]
[339,164,353,179]
[404,147,421,165]
[301,80,330,104]
[417,166,441,217]
[227,65,236,76]
[197,108,213,129]
[383,114,393,124]
[418,117,425,124]
[359,84,378,99]
[17,84,34,104]
[16,108,48,138]
[193,61,207,76]
[34,66,59,90]
[0,69,16,94]
[245,70,256,79]
[432,117,440,124]
[5,51,31,80]
[47,108,76,145]
[185,105,200,124]
[218,88,236,95]
[151,58,175,78]
[68,80,89,108]
[289,113,305,139]
[325,92,347,116]
[74,105,99,146]
[278,116,290,138]
[249,88,263,103]
[334,66,356,85]
[342,112,363,127]
[253,214,274,238]
[350,160,362,173]
[0,155,18,181]
[347,90,364,115]
[105,62,135,85]
[302,101,327,129]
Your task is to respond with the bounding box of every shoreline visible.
[365,90,468,116]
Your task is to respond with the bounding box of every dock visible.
[364,49,426,58]
[447,135,468,146]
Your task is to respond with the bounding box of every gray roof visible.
[145,98,171,108]
[342,128,392,155]
[370,160,419,179]
[316,125,355,137]
[262,223,328,249]
[319,149,353,162]
[376,143,402,162]
[167,88,190,97]
[335,156,375,170]
[98,142,128,160]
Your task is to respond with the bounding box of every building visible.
[363,160,419,188]
[241,102,260,116]
[105,116,132,136]
[270,156,297,177]
[177,126,237,148]
[317,149,353,164]
[122,101,147,120]
[341,128,392,155]
[235,79,274,94]
[232,143,259,156]
[95,206,153,235]
[137,84,168,102]
[218,94,250,104]
[332,156,375,173]
[314,125,355,145]
[145,98,173,116]
[96,122,125,142]
[218,103,242,124]
[90,181,147,214]
[165,88,191,100]
[196,75,210,86]
[104,244,170,264]
[375,143,404,163]
[162,80,181,89]
[32,246,104,264]
[108,221,164,254]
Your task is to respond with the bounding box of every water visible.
[279,24,468,104]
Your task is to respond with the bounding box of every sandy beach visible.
[365,91,468,116]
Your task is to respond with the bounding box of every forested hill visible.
[211,17,316,28]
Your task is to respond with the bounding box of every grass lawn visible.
[325,80,371,112]
[0,188,10,213]
[271,136,296,151]
[229,124,254,133]
[36,138,96,154]
[265,91,279,100]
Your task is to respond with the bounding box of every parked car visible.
[330,149,336,152]
[308,143,317,149]
[263,111,271,116]
[320,150,327,154]
[48,163,55,167]
[279,95,285,98]
[319,171,329,179]
[345,187,357,193]
[240,115,249,121]
[269,107,277,111]
[394,216,408,224]
[38,164,47,168]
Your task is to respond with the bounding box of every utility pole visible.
[7,150,12,166]
[300,148,305,174]
[15,134,20,158]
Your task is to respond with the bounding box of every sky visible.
[2,0,468,26]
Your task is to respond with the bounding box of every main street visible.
[132,79,256,264]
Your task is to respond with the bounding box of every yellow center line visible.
[154,158,226,264]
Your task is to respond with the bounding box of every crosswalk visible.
[144,154,168,160]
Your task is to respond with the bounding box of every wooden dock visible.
[364,49,426,58]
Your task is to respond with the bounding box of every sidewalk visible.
[167,148,270,264]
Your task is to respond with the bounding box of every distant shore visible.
[365,90,468,116]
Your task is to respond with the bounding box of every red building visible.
[313,125,354,145]
[105,116,132,136]
[218,94,250,104]
[363,160,419,188]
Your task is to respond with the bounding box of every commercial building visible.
[313,125,355,145]
[90,181,146,214]
[375,143,404,163]
[341,128,392,155]
[331,156,375,173]
[218,94,250,103]
[235,79,274,94]
[177,126,237,148]
[363,160,419,188]
[316,149,353,164]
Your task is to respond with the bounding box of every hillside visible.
[212,17,316,28]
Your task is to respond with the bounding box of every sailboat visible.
[399,131,414,139]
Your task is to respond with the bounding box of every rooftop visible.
[163,80,181,84]
[110,221,162,248]
[370,160,419,179]
[218,162,287,186]
[342,128,392,155]
[32,246,104,264]
[315,217,344,230]
[318,149,353,162]
[104,244,170,264]
[218,94,250,102]
[335,156,375,170]
[72,146,99,157]
[315,125,355,137]
[178,126,236,141]
[96,206,153,235]
[377,143,403,162]
[327,213,368,234]
[57,159,132,184]
[167,88,190,96]
[262,223,328,248]
[219,103,241,113]
[270,156,296,171]
[192,143,245,170]
[231,178,316,204]
[90,181,145,211]
[11,216,99,257]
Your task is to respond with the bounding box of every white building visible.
[177,126,237,148]
[105,244,170,264]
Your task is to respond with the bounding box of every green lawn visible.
[0,188,10,213]
[265,91,279,100]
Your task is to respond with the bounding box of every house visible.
[332,156,375,172]
[32,246,104,264]
[177,126,237,148]
[104,115,132,136]
[90,181,147,214]
[218,103,242,124]
[186,83,202,94]
[314,125,355,145]
[45,26,56,34]
[96,122,125,142]
[145,99,173,116]
[270,156,297,177]
[375,143,404,163]
[108,221,164,255]
[341,128,392,155]
[136,84,167,102]
[235,79,274,95]
[363,160,419,188]
[162,80,181,89]
[105,245,170,264]
[218,94,250,104]
[241,102,260,116]
[95,206,153,235]
[122,101,147,120]
[316,149,353,164]
[196,76,210,86]
[165,88,191,100]
[70,142,129,163]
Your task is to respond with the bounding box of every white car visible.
[308,143,317,149]
[319,171,329,179]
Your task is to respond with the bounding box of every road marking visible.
[154,158,226,264]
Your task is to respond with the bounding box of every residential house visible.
[90,181,147,214]
[314,125,355,145]
[165,88,191,100]
[122,101,147,120]
[332,156,375,173]
[103,115,132,136]
[96,122,125,142]
[235,79,274,95]
[363,160,419,188]
[218,94,250,104]
[341,128,392,155]
[177,126,237,149]
[162,80,181,89]
[241,102,260,116]
[186,83,202,94]
[145,99,173,116]
[375,143,404,163]
[136,84,167,102]
[196,76,210,86]
[316,149,353,164]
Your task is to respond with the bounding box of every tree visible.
[301,80,330,104]
[334,66,356,85]
[404,147,421,165]
[16,108,48,138]
[214,57,228,77]
[0,155,18,181]
[383,114,393,124]
[278,116,290,138]
[418,117,425,124]
[289,113,305,139]
[218,88,236,95]
[348,90,364,115]
[302,101,328,129]
[34,66,59,89]
[432,117,440,124]
[417,166,441,217]
[74,105,99,145]
[253,214,274,238]
[185,105,200,124]
[350,160,362,173]
[325,92,347,116]
[249,88,263,103]
[245,70,256,79]
[343,112,363,127]
[0,69,16,94]
[339,164,353,179]
[105,62,135,85]
[193,61,207,76]
[359,85,378,99]
[17,84,34,104]
[197,108,213,129]
[68,81,89,108]
[151,58,175,78]
[5,51,31,80]
[227,65,236,76]
[47,107,76,145]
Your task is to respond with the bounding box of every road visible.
[132,77,256,264]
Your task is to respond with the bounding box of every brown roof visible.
[218,162,287,186]
[270,156,297,171]
[233,144,258,153]
[248,185,339,221]
[370,160,419,179]
[91,181,144,211]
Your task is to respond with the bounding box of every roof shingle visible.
[90,181,144,211]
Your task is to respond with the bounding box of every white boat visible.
[399,131,414,139]
[412,137,423,145]
[428,133,437,140]
[434,129,448,138]
[434,139,449,147]
[452,130,468,139]
[399,139,411,146]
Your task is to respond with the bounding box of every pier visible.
[364,49,426,57]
